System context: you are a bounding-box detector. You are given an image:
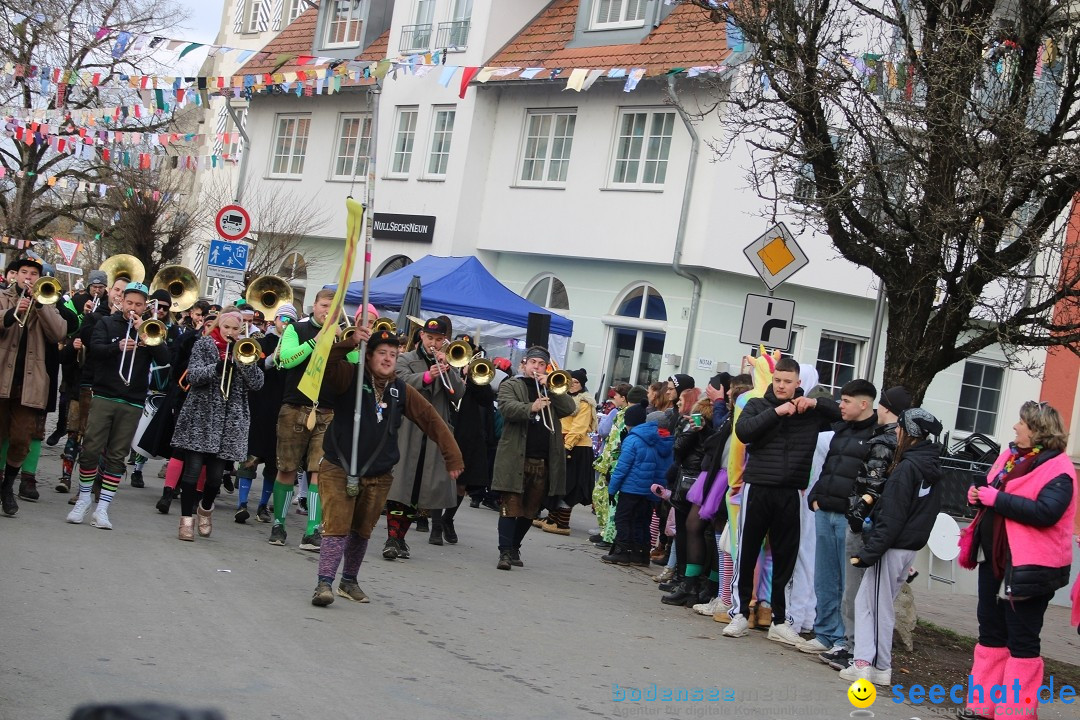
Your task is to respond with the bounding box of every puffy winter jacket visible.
[609,421,674,497]
[808,411,878,512]
[735,387,840,490]
[673,416,716,477]
[847,423,899,531]
[858,439,942,566]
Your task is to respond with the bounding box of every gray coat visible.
[172,336,264,462]
[387,347,465,509]
[491,376,575,496]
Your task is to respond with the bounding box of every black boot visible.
[632,547,651,567]
[156,486,174,514]
[661,576,703,606]
[600,543,635,565]
[1,465,19,516]
[658,573,684,593]
[415,515,430,533]
[698,579,719,604]
[443,516,458,544]
[428,515,444,545]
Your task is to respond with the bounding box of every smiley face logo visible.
[847,678,876,708]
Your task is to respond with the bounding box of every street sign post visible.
[739,293,795,350]
[205,239,249,286]
[742,222,809,291]
[215,204,251,242]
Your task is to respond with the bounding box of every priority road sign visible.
[742,222,808,291]
[739,293,795,350]
[215,204,251,241]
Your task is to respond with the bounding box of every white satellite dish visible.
[927,512,961,561]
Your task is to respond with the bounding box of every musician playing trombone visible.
[66,282,169,530]
[382,316,465,560]
[0,258,67,517]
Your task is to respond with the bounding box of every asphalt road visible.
[0,447,1066,720]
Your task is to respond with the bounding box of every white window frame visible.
[955,360,1006,435]
[815,332,864,400]
[269,114,311,178]
[609,108,676,189]
[425,106,456,179]
[415,0,436,24]
[518,110,577,188]
[287,0,306,24]
[590,0,647,30]
[331,113,373,181]
[323,0,363,48]
[389,107,419,178]
[246,0,266,33]
[524,273,570,311]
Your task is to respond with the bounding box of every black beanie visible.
[669,373,695,396]
[880,386,912,416]
[626,385,648,405]
[709,372,731,393]
[624,404,647,428]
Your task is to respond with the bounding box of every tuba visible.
[372,317,396,334]
[101,254,146,286]
[150,265,200,313]
[245,276,293,317]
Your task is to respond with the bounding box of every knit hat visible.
[669,373,695,396]
[646,411,667,425]
[626,385,648,405]
[624,404,647,427]
[355,303,378,325]
[570,368,588,389]
[709,372,731,394]
[880,386,912,416]
[87,270,107,287]
[275,303,299,322]
[149,288,172,306]
[899,408,942,439]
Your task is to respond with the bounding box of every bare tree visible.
[680,0,1080,402]
[0,0,186,241]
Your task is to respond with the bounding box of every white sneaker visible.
[66,494,93,524]
[722,614,749,638]
[795,636,829,654]
[766,622,803,646]
[839,663,891,685]
[91,504,112,530]
[693,598,723,616]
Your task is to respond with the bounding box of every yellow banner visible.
[298,198,365,402]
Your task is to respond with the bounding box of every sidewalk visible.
[915,581,1078,664]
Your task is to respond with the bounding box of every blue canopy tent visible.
[328,255,573,361]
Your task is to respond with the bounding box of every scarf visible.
[209,327,229,360]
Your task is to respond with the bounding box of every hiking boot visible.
[91,503,113,530]
[268,525,287,546]
[600,544,635,565]
[382,538,401,560]
[509,548,523,567]
[311,581,334,607]
[632,549,651,567]
[653,567,675,584]
[234,504,250,523]
[256,504,271,523]
[130,470,144,488]
[156,487,174,514]
[497,551,513,570]
[17,475,39,502]
[661,577,703,607]
[300,529,322,552]
[337,580,370,603]
[443,518,458,544]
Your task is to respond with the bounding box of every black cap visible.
[8,257,43,273]
[366,329,400,354]
[422,317,449,336]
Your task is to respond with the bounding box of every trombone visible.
[12,277,62,327]
[119,315,167,386]
[533,369,571,431]
[221,338,260,399]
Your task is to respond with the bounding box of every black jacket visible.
[735,387,840,489]
[673,417,716,477]
[89,312,170,405]
[808,411,878,512]
[858,439,942,566]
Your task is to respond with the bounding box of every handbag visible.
[673,472,697,504]
[957,511,982,570]
[717,524,732,555]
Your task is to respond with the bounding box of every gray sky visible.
[178,0,226,44]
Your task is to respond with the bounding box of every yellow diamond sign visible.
[757,236,796,275]
[743,222,808,290]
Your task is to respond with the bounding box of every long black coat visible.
[247,333,283,462]
[454,380,496,491]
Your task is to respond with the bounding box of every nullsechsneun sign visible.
[371,213,436,243]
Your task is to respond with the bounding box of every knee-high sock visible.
[305,480,321,535]
[318,536,347,584]
[650,507,661,548]
[498,516,516,551]
[296,471,308,502]
[513,516,532,547]
[0,440,7,468]
[259,466,275,507]
[342,534,369,579]
[77,464,96,495]
[165,457,184,490]
[272,481,294,528]
[98,471,121,507]
[22,439,41,474]
[719,550,734,606]
[386,503,412,540]
[237,476,252,507]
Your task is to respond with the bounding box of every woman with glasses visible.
[961,400,1077,719]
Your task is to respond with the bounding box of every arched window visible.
[377,254,412,277]
[604,283,667,387]
[524,273,569,310]
[279,252,307,280]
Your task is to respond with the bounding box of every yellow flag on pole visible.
[298,198,365,402]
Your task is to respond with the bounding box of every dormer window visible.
[591,0,646,30]
[325,0,363,47]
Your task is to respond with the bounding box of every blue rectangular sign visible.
[207,239,249,270]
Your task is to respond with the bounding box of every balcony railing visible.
[435,20,470,50]
[399,23,433,52]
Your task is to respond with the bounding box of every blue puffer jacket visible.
[609,421,675,497]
